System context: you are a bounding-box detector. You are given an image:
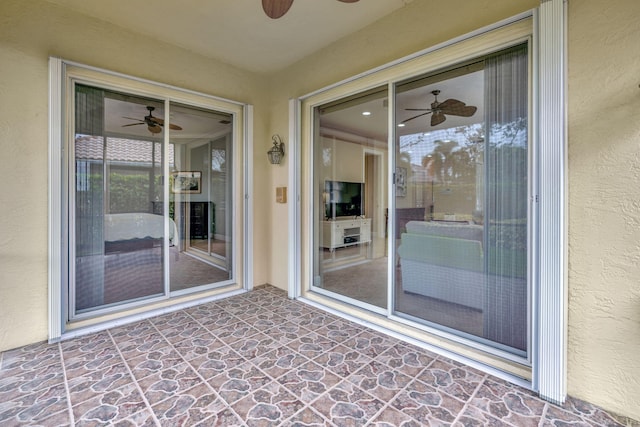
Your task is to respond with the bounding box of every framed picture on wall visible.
[395,167,406,197]
[171,171,202,194]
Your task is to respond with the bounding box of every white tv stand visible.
[322,218,371,251]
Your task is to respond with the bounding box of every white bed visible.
[104,213,179,250]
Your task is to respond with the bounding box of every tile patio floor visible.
[0,285,634,426]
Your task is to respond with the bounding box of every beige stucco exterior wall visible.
[566,0,640,420]
[0,0,271,351]
[266,0,639,421]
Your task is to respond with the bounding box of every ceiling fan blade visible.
[122,123,144,127]
[405,108,432,112]
[431,112,446,126]
[436,98,463,109]
[446,105,478,117]
[402,111,432,124]
[147,124,162,134]
[438,99,478,117]
[151,117,182,130]
[337,0,359,3]
[262,0,294,19]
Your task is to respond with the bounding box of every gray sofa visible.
[398,220,528,350]
[398,221,485,309]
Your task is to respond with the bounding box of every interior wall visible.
[321,137,365,183]
[266,0,639,421]
[0,0,271,351]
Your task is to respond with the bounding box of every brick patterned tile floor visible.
[0,285,636,426]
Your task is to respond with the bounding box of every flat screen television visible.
[325,180,364,219]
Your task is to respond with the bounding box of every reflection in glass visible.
[168,102,233,292]
[313,88,389,309]
[394,45,529,354]
[74,85,165,312]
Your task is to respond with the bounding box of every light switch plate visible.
[276,186,287,203]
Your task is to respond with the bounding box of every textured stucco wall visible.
[0,0,271,352]
[567,0,640,420]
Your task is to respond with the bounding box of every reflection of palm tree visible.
[430,140,474,186]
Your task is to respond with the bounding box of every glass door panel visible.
[393,45,529,354]
[168,103,233,291]
[312,88,389,309]
[74,85,165,313]
[72,86,236,315]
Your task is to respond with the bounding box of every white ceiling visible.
[43,0,414,73]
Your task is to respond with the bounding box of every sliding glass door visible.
[307,43,530,358]
[311,88,389,310]
[73,86,166,312]
[394,45,529,354]
[168,102,233,292]
[71,84,235,317]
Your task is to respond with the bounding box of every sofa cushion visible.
[398,233,483,272]
[405,221,483,242]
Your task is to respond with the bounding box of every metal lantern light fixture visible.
[267,134,285,165]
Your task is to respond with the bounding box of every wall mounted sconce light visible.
[267,134,285,165]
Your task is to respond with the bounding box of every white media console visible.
[321,218,371,251]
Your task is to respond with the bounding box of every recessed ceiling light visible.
[397,123,405,127]
[362,111,371,116]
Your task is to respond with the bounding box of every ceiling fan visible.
[403,90,477,127]
[262,0,359,19]
[122,106,182,134]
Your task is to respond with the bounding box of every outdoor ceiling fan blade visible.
[152,117,182,130]
[436,98,463,108]
[337,0,359,3]
[438,99,478,117]
[262,0,294,19]
[431,112,446,126]
[402,111,432,124]
[122,123,144,127]
[450,106,478,117]
[439,105,478,117]
[147,125,162,134]
[143,115,183,131]
[405,108,432,111]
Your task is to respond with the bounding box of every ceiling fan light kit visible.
[262,0,359,19]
